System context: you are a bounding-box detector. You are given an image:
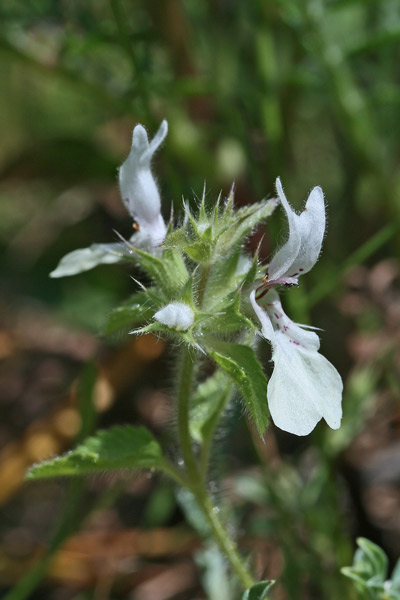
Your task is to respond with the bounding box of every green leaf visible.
[162,247,189,288]
[207,341,269,435]
[124,245,188,296]
[340,567,371,589]
[202,246,254,310]
[201,293,255,334]
[185,239,213,263]
[217,199,276,254]
[27,426,165,479]
[357,538,388,582]
[103,289,163,335]
[190,370,232,443]
[242,580,275,600]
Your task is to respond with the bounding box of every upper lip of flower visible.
[260,177,326,292]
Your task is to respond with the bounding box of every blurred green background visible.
[0,1,399,599]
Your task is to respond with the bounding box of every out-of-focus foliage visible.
[0,0,399,599]
[342,538,400,599]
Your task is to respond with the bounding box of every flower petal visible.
[263,290,320,350]
[251,289,342,436]
[282,185,325,278]
[250,290,275,342]
[268,179,325,282]
[267,178,302,281]
[50,243,124,278]
[267,332,343,435]
[118,121,168,244]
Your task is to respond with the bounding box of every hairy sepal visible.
[103,289,165,335]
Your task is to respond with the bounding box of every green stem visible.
[176,346,254,590]
[177,347,199,478]
[199,383,234,480]
[195,491,255,590]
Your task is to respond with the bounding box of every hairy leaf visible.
[27,426,165,479]
[103,289,163,335]
[190,370,232,443]
[207,341,269,435]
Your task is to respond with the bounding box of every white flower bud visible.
[154,302,195,331]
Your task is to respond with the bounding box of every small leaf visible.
[162,247,189,288]
[357,537,388,581]
[27,426,165,479]
[340,567,370,588]
[207,341,269,435]
[242,580,275,600]
[103,289,163,335]
[185,239,212,263]
[190,370,232,443]
[203,246,254,310]
[125,245,187,296]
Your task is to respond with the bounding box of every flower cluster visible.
[51,121,343,436]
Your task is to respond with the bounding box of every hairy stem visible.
[177,347,199,479]
[176,345,255,590]
[199,383,234,480]
[195,491,255,590]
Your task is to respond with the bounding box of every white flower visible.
[154,302,195,331]
[251,178,343,436]
[50,121,168,278]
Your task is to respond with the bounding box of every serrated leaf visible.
[242,580,275,600]
[190,370,232,443]
[103,289,163,335]
[27,426,165,479]
[207,341,269,435]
